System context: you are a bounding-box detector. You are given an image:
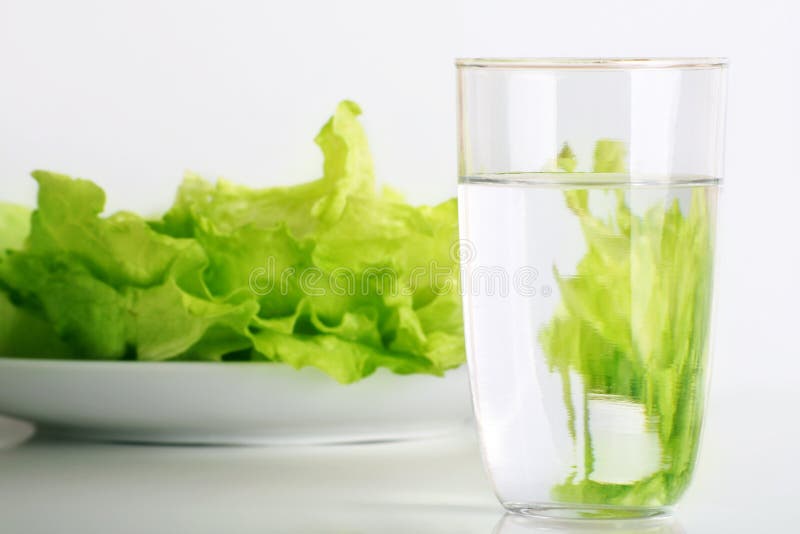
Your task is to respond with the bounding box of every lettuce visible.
[0,202,75,358]
[540,140,715,506]
[0,203,30,251]
[0,101,464,383]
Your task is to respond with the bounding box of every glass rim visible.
[455,57,728,70]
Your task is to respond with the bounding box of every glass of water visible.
[457,58,727,519]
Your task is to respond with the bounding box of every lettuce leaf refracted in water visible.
[0,101,464,383]
[539,140,715,507]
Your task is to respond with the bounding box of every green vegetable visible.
[0,202,74,357]
[540,140,714,507]
[0,202,30,251]
[556,143,578,173]
[0,101,464,383]
[591,139,627,173]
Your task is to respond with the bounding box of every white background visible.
[1,2,799,524]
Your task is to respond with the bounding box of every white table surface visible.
[0,385,797,534]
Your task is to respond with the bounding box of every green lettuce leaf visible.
[0,203,31,251]
[592,138,627,173]
[540,139,714,506]
[0,101,464,383]
[556,143,577,173]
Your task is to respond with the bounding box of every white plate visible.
[0,358,472,445]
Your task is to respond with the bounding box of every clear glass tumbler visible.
[457,58,727,519]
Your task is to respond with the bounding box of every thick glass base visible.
[503,502,672,520]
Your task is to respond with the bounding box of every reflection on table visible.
[494,513,683,534]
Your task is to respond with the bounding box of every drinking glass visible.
[457,58,727,519]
